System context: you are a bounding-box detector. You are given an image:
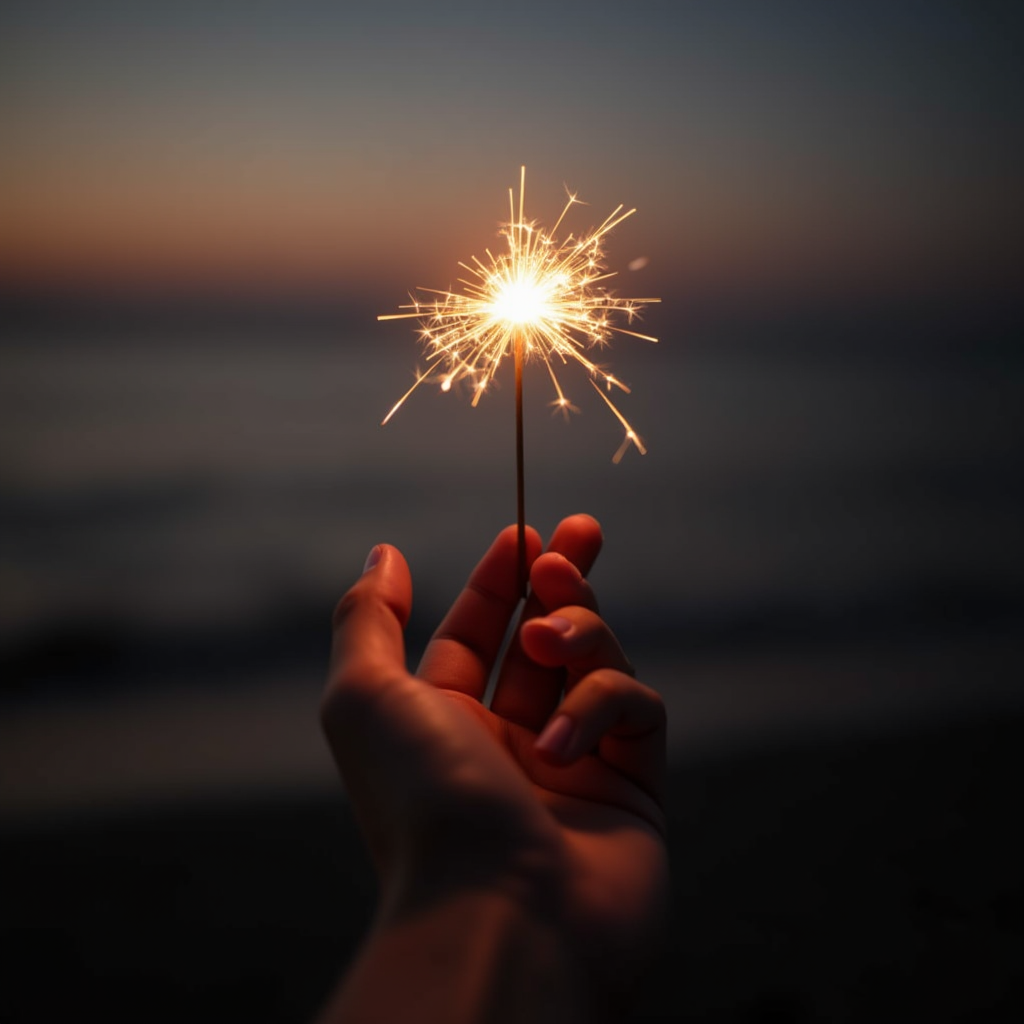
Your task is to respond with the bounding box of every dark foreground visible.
[3,711,1022,1024]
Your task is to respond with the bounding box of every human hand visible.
[321,514,667,1014]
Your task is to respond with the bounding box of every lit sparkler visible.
[378,166,659,594]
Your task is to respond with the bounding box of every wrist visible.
[322,885,598,1024]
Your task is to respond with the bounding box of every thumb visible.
[323,543,412,730]
[321,544,413,873]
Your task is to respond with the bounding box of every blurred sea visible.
[2,299,1022,814]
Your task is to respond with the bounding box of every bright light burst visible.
[378,167,659,462]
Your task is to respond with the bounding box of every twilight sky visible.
[1,1,1022,305]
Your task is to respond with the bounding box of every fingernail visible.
[362,546,383,574]
[535,714,575,760]
[543,615,573,635]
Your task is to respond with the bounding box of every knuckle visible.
[586,666,629,699]
[559,606,604,644]
[581,671,666,724]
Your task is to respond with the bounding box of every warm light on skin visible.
[378,167,659,461]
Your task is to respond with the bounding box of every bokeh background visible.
[2,2,1022,1022]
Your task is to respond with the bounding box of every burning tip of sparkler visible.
[378,167,659,461]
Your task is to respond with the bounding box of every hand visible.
[320,514,668,1020]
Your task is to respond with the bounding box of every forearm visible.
[315,887,596,1024]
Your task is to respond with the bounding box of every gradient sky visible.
[1,1,1021,302]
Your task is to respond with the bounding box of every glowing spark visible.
[378,167,659,459]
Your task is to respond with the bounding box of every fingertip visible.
[518,615,573,667]
[362,544,383,574]
[539,614,574,635]
[546,514,603,577]
[495,523,544,561]
[336,542,412,631]
[531,549,582,577]
[561,512,603,545]
[568,512,602,533]
[534,713,577,763]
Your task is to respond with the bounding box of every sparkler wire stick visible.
[514,331,527,598]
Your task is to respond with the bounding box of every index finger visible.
[417,524,543,699]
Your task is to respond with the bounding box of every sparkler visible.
[378,167,659,597]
